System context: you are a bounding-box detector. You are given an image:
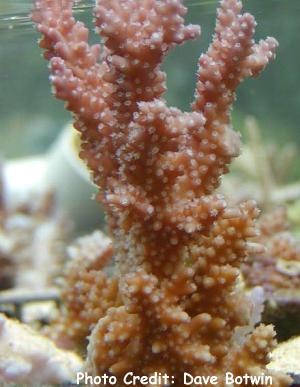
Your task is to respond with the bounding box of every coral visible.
[242,207,300,341]
[0,313,82,384]
[222,117,300,209]
[242,207,300,294]
[32,0,290,385]
[47,230,119,352]
[268,336,300,377]
[0,168,69,291]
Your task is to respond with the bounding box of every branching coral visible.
[48,231,119,352]
[32,0,290,385]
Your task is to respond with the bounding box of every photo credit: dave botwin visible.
[76,372,274,385]
[183,372,274,385]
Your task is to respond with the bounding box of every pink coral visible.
[32,0,290,385]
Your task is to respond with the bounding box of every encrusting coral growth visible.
[32,0,290,385]
[242,207,300,294]
[242,207,300,341]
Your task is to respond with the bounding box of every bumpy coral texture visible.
[32,0,290,385]
[47,231,119,352]
[242,207,300,294]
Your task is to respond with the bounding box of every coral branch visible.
[32,0,289,385]
[46,231,119,352]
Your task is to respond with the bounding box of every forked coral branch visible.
[31,0,290,385]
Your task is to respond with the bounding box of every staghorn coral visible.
[32,0,290,385]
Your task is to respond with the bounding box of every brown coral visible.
[47,231,119,352]
[32,0,290,385]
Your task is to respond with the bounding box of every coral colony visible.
[243,207,300,294]
[32,0,291,386]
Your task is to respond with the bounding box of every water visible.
[0,0,299,178]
